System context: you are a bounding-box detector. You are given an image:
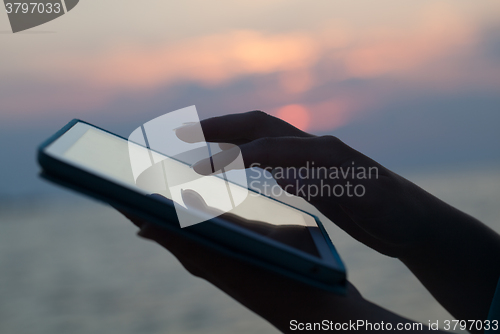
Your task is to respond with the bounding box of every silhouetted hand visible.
[118,194,427,334]
[174,110,500,327]
[116,110,500,332]
[175,110,437,258]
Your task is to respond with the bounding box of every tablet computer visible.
[37,119,346,293]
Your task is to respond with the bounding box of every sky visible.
[1,0,500,196]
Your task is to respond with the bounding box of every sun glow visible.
[275,104,311,131]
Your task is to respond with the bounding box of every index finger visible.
[175,110,313,144]
[192,135,374,175]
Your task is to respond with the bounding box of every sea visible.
[1,165,499,334]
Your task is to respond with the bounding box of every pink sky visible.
[1,0,499,132]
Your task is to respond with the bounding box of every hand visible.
[117,200,365,332]
[113,111,452,332]
[175,110,500,325]
[118,204,425,333]
[175,110,444,258]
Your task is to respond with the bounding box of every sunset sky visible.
[1,0,499,194]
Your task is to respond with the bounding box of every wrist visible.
[394,189,464,261]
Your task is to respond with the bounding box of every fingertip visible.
[218,142,236,150]
[174,123,204,143]
[137,225,151,239]
[137,223,160,239]
[137,229,149,239]
[191,159,214,175]
[117,209,148,228]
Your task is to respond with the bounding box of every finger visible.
[176,110,313,144]
[241,136,355,169]
[137,223,211,278]
[136,223,342,311]
[192,146,242,175]
[218,142,241,150]
[274,167,378,201]
[181,188,225,217]
[181,189,208,210]
[241,136,382,171]
[113,207,148,228]
[137,223,250,288]
[193,136,364,175]
[113,194,171,228]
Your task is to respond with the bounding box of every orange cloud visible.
[3,0,499,134]
[341,3,476,79]
[44,3,483,98]
[76,30,319,90]
[62,5,480,106]
[278,69,315,94]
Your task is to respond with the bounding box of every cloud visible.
[37,3,484,93]
[339,3,476,79]
[69,30,319,90]
[2,1,500,134]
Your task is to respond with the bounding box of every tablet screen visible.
[47,123,322,257]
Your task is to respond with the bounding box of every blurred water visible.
[1,165,499,334]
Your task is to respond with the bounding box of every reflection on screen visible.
[56,125,320,256]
